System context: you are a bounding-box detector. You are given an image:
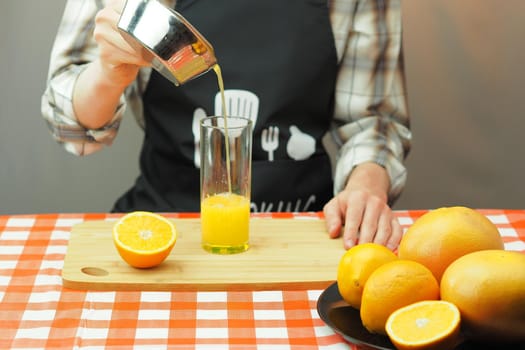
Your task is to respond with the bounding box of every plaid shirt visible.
[41,0,411,201]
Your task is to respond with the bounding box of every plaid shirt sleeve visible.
[41,0,126,156]
[41,0,176,156]
[330,0,411,203]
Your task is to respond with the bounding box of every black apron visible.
[113,0,338,213]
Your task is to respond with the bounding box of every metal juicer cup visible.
[117,0,217,85]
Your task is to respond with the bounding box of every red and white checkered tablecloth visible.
[0,210,524,349]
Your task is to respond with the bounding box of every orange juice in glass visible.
[200,116,252,254]
[201,192,250,253]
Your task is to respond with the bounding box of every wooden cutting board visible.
[62,218,344,291]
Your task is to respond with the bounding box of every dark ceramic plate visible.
[316,282,525,350]
[316,282,394,350]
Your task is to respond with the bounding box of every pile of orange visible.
[336,206,525,349]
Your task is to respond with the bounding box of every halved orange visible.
[113,211,177,268]
[385,300,461,350]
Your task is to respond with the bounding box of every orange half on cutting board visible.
[112,211,177,268]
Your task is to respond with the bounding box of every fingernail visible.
[388,244,399,252]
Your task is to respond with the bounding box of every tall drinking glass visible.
[200,116,252,254]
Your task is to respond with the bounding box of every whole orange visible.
[441,249,525,343]
[360,259,440,335]
[398,206,503,282]
[337,243,397,309]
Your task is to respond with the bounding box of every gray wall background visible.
[396,0,525,210]
[1,1,524,214]
[1,0,142,214]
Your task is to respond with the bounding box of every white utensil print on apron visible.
[286,125,316,160]
[261,126,279,161]
[192,107,207,168]
[193,90,260,168]
[214,89,259,124]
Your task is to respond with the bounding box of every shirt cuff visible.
[333,136,408,204]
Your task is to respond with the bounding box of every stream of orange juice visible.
[213,64,232,193]
[201,192,250,254]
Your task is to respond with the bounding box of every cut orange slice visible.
[113,211,177,268]
[385,300,461,350]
